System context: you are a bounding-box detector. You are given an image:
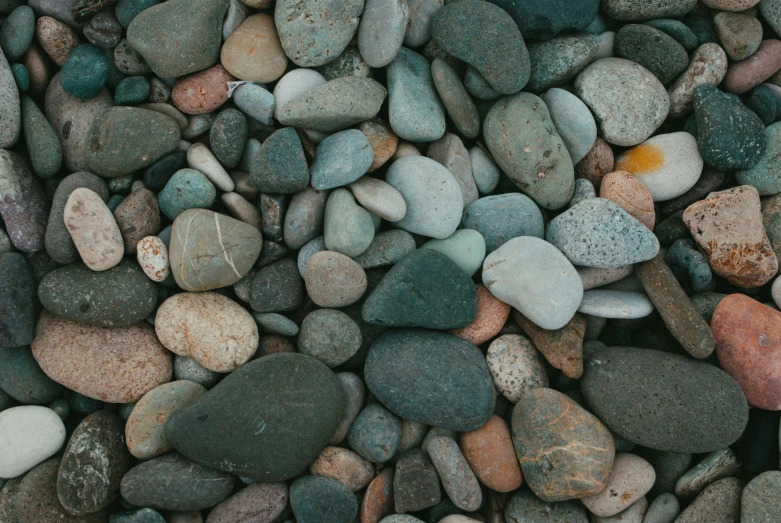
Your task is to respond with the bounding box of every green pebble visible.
[0,5,34,61]
[157,168,217,221]
[115,0,160,28]
[736,122,781,195]
[615,24,689,85]
[108,174,134,195]
[21,95,62,178]
[684,14,719,46]
[10,63,28,92]
[143,150,186,191]
[60,44,110,99]
[114,76,150,105]
[253,312,299,336]
[646,19,699,52]
[210,108,247,170]
[107,194,125,212]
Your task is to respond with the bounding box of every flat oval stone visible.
[483,236,583,330]
[64,187,125,271]
[57,411,128,515]
[546,198,660,268]
[724,39,781,94]
[126,380,206,459]
[0,405,65,478]
[310,446,374,491]
[169,209,262,292]
[305,251,367,307]
[578,290,654,319]
[386,47,446,142]
[615,24,689,85]
[362,249,477,329]
[574,58,669,147]
[299,309,361,368]
[486,334,548,403]
[365,328,495,431]
[602,0,697,20]
[187,142,234,192]
[21,95,61,178]
[137,235,169,282]
[86,106,180,178]
[599,170,655,229]
[0,253,36,347]
[504,489,588,523]
[207,482,288,523]
[0,150,49,253]
[290,475,358,523]
[484,92,575,210]
[120,453,236,511]
[511,388,615,502]
[126,0,227,78]
[0,346,62,403]
[171,65,234,115]
[541,87,598,165]
[233,82,274,126]
[428,133,478,208]
[385,156,462,239]
[668,43,728,119]
[644,493,680,523]
[582,346,749,453]
[358,0,409,68]
[675,477,743,523]
[156,292,258,373]
[432,0,529,94]
[736,121,781,195]
[330,372,365,445]
[741,471,781,523]
[312,130,374,190]
[60,43,109,99]
[361,467,394,521]
[220,13,287,83]
[431,59,480,139]
[428,435,481,511]
[461,193,544,253]
[459,415,522,493]
[275,0,362,67]
[272,68,327,120]
[39,259,157,327]
[277,76,387,132]
[165,353,345,481]
[31,311,173,403]
[714,12,762,61]
[581,453,655,517]
[349,176,406,222]
[527,33,599,94]
[421,229,486,277]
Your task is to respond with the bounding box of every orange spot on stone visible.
[615,144,665,174]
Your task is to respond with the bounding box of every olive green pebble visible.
[10,63,28,92]
[114,76,150,105]
[21,95,62,178]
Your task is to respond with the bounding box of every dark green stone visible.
[690,292,728,323]
[115,0,159,27]
[526,32,599,93]
[10,63,29,92]
[249,127,309,194]
[249,258,304,313]
[210,108,247,170]
[431,0,530,94]
[119,453,236,511]
[0,5,34,61]
[364,329,495,431]
[38,259,158,327]
[504,489,588,522]
[654,210,689,247]
[114,76,150,105]
[487,0,599,40]
[107,194,124,212]
[143,150,186,191]
[290,475,358,523]
[362,249,476,329]
[347,403,401,463]
[684,14,718,46]
[582,346,749,453]
[665,238,712,293]
[393,449,441,513]
[0,346,62,404]
[694,84,766,170]
[165,353,345,482]
[21,95,62,179]
[646,19,699,52]
[0,252,36,347]
[67,390,107,414]
[615,24,689,85]
[741,471,781,522]
[60,44,111,99]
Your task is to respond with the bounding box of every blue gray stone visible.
[666,238,713,293]
[210,108,247,170]
[0,346,62,404]
[20,95,62,178]
[347,403,401,463]
[290,475,358,523]
[387,47,446,142]
[157,169,217,221]
[324,189,375,258]
[354,230,417,269]
[736,121,781,195]
[0,5,34,61]
[527,32,599,93]
[461,193,544,253]
[311,130,374,190]
[488,0,599,40]
[233,83,274,126]
[542,87,598,165]
[0,253,35,348]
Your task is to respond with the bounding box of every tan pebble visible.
[361,468,394,523]
[35,16,79,67]
[187,142,235,191]
[460,415,522,493]
[392,141,421,159]
[581,453,655,517]
[221,192,262,230]
[305,251,368,307]
[172,65,235,115]
[600,170,655,230]
[668,43,728,118]
[221,14,288,83]
[578,265,634,290]
[21,43,51,97]
[137,236,169,282]
[450,284,510,346]
[360,119,399,171]
[206,482,287,523]
[155,292,259,373]
[310,446,376,491]
[349,176,407,222]
[113,187,161,254]
[576,137,614,190]
[257,334,295,357]
[31,311,172,403]
[64,188,124,272]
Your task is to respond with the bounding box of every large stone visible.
[0,406,65,478]
[0,150,48,253]
[126,0,228,78]
[460,193,544,253]
[741,471,781,523]
[484,92,575,210]
[365,329,495,431]
[165,353,345,482]
[0,253,36,347]
[488,0,599,40]
[169,209,262,292]
[581,346,749,453]
[362,249,477,330]
[511,388,615,502]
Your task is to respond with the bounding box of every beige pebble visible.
[137,236,169,282]
[113,187,161,254]
[155,292,259,373]
[310,446,376,491]
[581,453,656,518]
[221,192,262,230]
[360,119,399,171]
[392,141,422,159]
[21,43,51,97]
[668,43,728,118]
[305,251,368,307]
[221,14,288,83]
[64,188,124,271]
[349,176,407,222]
[187,142,235,192]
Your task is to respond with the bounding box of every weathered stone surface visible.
[513,310,586,379]
[63,187,124,271]
[741,471,781,523]
[0,253,36,347]
[674,477,744,523]
[393,449,441,513]
[504,489,588,523]
[0,346,62,403]
[113,187,160,254]
[0,150,48,253]
[459,415,522,493]
[207,482,288,523]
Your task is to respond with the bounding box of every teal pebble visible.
[158,168,217,220]
[614,24,689,85]
[347,403,402,463]
[210,108,248,169]
[107,194,125,212]
[10,63,28,92]
[0,346,63,404]
[233,83,275,126]
[646,19,699,52]
[108,174,134,195]
[684,14,718,46]
[143,150,186,191]
[745,85,780,126]
[114,76,150,105]
[311,129,374,190]
[461,193,544,253]
[253,312,300,336]
[109,508,166,523]
[464,65,501,100]
[21,95,62,178]
[290,475,358,523]
[737,121,781,194]
[0,5,35,61]
[60,44,110,99]
[115,0,160,28]
[67,390,106,414]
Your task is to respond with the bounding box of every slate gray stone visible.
[461,193,544,253]
[431,58,480,139]
[0,150,49,253]
[542,87,598,165]
[347,403,401,463]
[249,258,304,313]
[741,471,781,523]
[21,95,62,179]
[357,0,409,68]
[311,130,374,190]
[353,229,417,269]
[0,5,35,61]
[602,0,698,21]
[0,252,36,347]
[527,32,599,93]
[210,108,247,170]
[290,475,358,523]
[284,187,329,250]
[0,45,20,148]
[675,477,743,523]
[0,346,62,403]
[299,309,361,368]
[393,449,441,513]
[504,489,588,522]
[323,188,375,258]
[643,493,680,523]
[488,0,599,40]
[249,127,310,195]
[615,24,689,85]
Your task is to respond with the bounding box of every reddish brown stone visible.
[310,446,375,492]
[575,137,614,190]
[600,170,655,230]
[513,310,585,379]
[450,284,510,346]
[723,39,781,94]
[361,467,394,523]
[360,119,399,172]
[712,293,781,410]
[172,65,235,115]
[683,185,778,288]
[257,334,295,357]
[35,16,79,67]
[113,188,161,255]
[460,415,522,493]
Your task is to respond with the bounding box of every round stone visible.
[299,309,362,368]
[221,14,287,83]
[387,47,446,142]
[0,406,65,478]
[171,65,234,115]
[158,168,217,220]
[541,87,598,165]
[461,193,544,253]
[349,176,406,222]
[310,446,374,491]
[741,471,781,523]
[486,334,548,403]
[347,403,401,463]
[527,32,599,93]
[599,170,655,229]
[59,43,110,99]
[581,453,655,517]
[305,251,367,307]
[312,130,374,190]
[736,121,781,195]
[137,236,169,282]
[0,346,62,404]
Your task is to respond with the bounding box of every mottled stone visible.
[206,482,288,523]
[528,33,599,93]
[171,65,234,115]
[299,309,361,368]
[741,471,781,523]
[113,188,160,254]
[348,403,401,463]
[250,127,309,195]
[427,435,481,511]
[0,150,48,253]
[35,15,79,67]
[393,449,441,513]
[310,446,374,491]
[305,251,367,307]
[0,253,36,347]
[668,43,728,119]
[64,187,124,271]
[461,193,544,253]
[486,334,548,403]
[674,448,741,499]
[581,453,655,517]
[361,467,393,523]
[674,478,743,523]
[723,40,781,95]
[615,24,688,85]
[576,137,614,190]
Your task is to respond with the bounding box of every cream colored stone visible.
[582,453,655,517]
[0,406,65,478]
[64,187,124,271]
[349,176,407,222]
[137,236,169,282]
[187,142,234,192]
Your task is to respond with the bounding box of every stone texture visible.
[723,40,781,94]
[206,482,288,523]
[171,65,234,115]
[486,334,548,403]
[305,251,367,308]
[220,14,287,83]
[674,477,744,523]
[64,187,124,271]
[0,150,48,253]
[581,453,655,517]
[310,446,374,491]
[0,253,36,347]
[503,489,588,523]
[599,171,655,229]
[449,284,510,346]
[514,310,586,379]
[393,449,441,513]
[668,43,728,119]
[0,406,65,479]
[113,187,160,254]
[489,0,598,40]
[741,471,781,523]
[427,435,481,511]
[459,415,522,493]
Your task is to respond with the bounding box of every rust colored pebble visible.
[575,137,614,190]
[460,415,522,493]
[360,119,399,172]
[712,293,781,410]
[361,467,394,523]
[310,446,376,492]
[172,65,235,115]
[35,16,80,67]
[600,170,656,230]
[513,310,586,379]
[449,284,510,346]
[257,334,295,357]
[723,39,781,94]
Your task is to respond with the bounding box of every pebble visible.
[463,193,544,254]
[428,133,479,208]
[448,283,509,344]
[741,471,781,522]
[615,24,688,85]
[0,150,48,253]
[392,449,441,513]
[299,309,361,367]
[232,83,274,125]
[484,92,575,210]
[221,192,261,230]
[174,356,222,389]
[598,170,655,229]
[387,47,446,142]
[0,5,35,61]
[21,96,60,179]
[421,229,486,277]
[305,251,367,307]
[581,346,748,453]
[207,482,287,523]
[674,477,744,523]
[324,189,374,257]
[591,497,648,523]
[358,0,409,68]
[35,16,79,67]
[527,33,600,93]
[578,290,654,319]
[64,187,125,271]
[60,43,109,99]
[724,40,781,94]
[674,448,741,499]
[511,388,615,502]
[0,346,62,403]
[546,198,660,268]
[349,176,406,222]
[666,238,713,293]
[542,87,598,165]
[112,508,167,523]
[493,0,599,40]
[574,58,669,147]
[459,415,521,494]
[348,403,401,463]
[513,308,587,379]
[602,0,696,20]
[311,130,374,190]
[273,68,326,121]
[32,311,172,402]
[469,146,500,194]
[127,0,227,78]
[365,329,495,431]
[714,12,762,61]
[171,65,234,115]
[485,334,548,403]
[581,453,655,517]
[114,187,161,254]
[431,59,480,139]
[0,405,65,478]
[0,53,19,147]
[361,467,394,522]
[737,121,781,195]
[576,137,615,189]
[427,435,481,511]
[330,372,365,445]
[158,168,217,221]
[251,127,309,195]
[290,475,358,523]
[310,446,374,491]
[209,109,247,170]
[683,186,777,288]
[503,489,588,523]
[643,493,680,523]
[114,38,152,75]
[221,14,287,83]
[187,142,235,192]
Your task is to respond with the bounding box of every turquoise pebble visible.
[107,195,125,212]
[666,238,713,293]
[115,0,160,28]
[60,44,110,99]
[108,174,134,195]
[10,63,28,92]
[254,312,300,336]
[0,5,35,61]
[233,83,275,126]
[114,76,150,105]
[143,150,186,191]
[157,168,217,220]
